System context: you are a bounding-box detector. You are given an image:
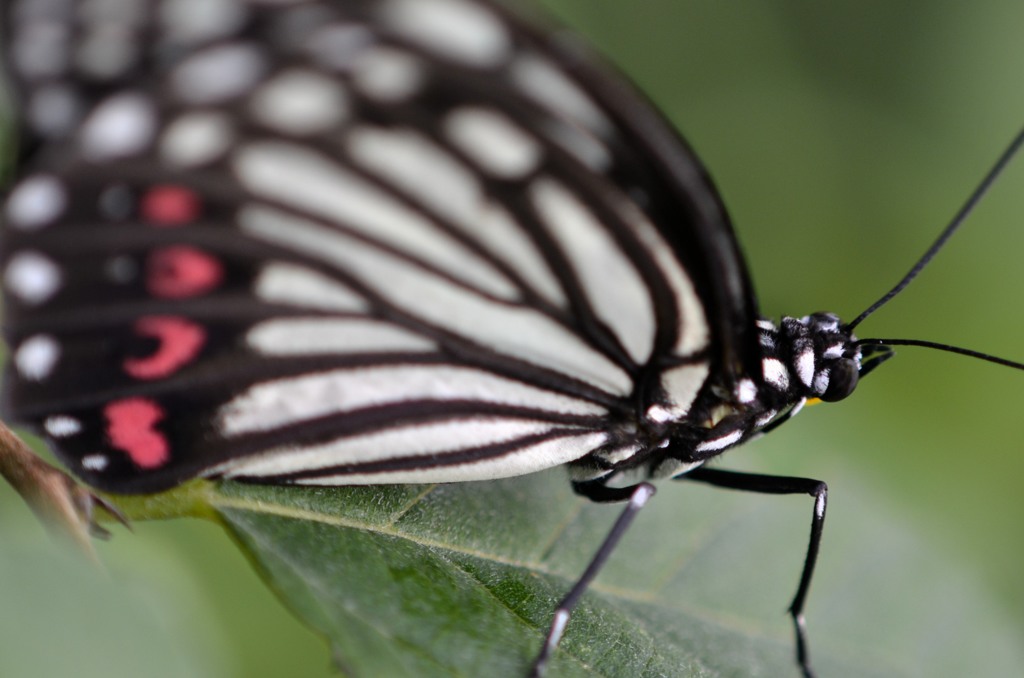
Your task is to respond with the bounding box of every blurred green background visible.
[2,1,1024,676]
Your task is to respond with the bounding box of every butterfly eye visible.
[820,357,859,402]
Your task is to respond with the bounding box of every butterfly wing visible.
[1,0,760,493]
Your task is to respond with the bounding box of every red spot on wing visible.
[105,398,169,469]
[141,185,201,226]
[147,246,223,298]
[124,316,206,380]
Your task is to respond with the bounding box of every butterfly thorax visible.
[576,312,864,486]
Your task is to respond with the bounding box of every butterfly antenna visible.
[855,338,1024,373]
[848,125,1024,331]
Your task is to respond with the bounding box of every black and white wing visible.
[1,0,760,493]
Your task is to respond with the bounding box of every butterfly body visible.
[1,1,934,676]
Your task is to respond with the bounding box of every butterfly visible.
[2,1,1021,676]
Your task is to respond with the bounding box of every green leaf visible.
[116,465,1021,678]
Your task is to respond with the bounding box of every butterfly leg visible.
[528,481,656,678]
[681,466,827,678]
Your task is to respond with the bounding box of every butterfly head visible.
[756,312,892,406]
